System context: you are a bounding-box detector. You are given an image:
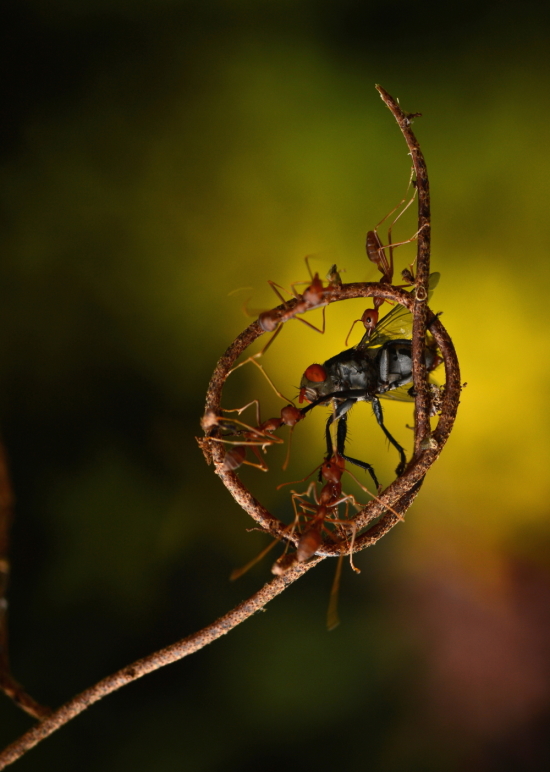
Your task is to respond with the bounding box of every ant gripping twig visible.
[287,462,366,630]
[345,180,421,347]
[202,400,303,473]
[290,481,361,570]
[254,255,342,352]
[230,453,366,587]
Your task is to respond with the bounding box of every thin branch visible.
[0,440,51,720]
[375,85,432,452]
[0,557,322,769]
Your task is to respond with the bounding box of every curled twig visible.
[201,285,460,556]
[0,87,460,768]
[201,87,460,560]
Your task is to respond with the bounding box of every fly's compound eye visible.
[361,308,379,329]
[303,364,327,383]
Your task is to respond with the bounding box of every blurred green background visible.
[1,1,550,770]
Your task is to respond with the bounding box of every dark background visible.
[1,1,550,770]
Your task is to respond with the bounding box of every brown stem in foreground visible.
[0,86,461,768]
[0,441,51,720]
[0,558,321,769]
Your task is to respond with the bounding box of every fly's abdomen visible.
[378,340,413,389]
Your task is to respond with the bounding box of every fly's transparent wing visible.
[379,383,415,402]
[380,374,442,404]
[357,304,412,350]
[357,272,440,351]
[427,271,440,299]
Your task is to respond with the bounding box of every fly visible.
[298,303,440,490]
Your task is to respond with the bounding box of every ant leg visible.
[371,396,407,476]
[276,464,322,491]
[336,413,380,490]
[227,356,295,405]
[229,536,283,581]
[267,279,293,305]
[230,518,298,581]
[293,305,326,334]
[325,413,336,459]
[340,466,405,520]
[281,421,298,471]
[222,399,262,425]
[258,324,284,357]
[320,407,354,480]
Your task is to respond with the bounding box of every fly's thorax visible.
[324,348,379,394]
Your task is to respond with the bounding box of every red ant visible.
[276,451,404,557]
[291,482,360,566]
[255,256,342,350]
[224,258,342,469]
[283,455,364,629]
[202,400,304,473]
[231,451,403,627]
[345,177,422,346]
[284,452,405,628]
[229,453,362,627]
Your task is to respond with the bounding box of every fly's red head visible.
[299,363,327,403]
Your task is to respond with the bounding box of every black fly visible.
[298,304,440,489]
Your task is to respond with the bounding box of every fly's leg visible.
[335,412,380,490]
[324,412,336,460]
[372,396,407,476]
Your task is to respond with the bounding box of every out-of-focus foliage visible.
[1,1,550,770]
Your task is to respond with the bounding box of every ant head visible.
[321,453,345,484]
[361,308,379,329]
[280,405,302,427]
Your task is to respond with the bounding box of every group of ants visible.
[202,186,440,628]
